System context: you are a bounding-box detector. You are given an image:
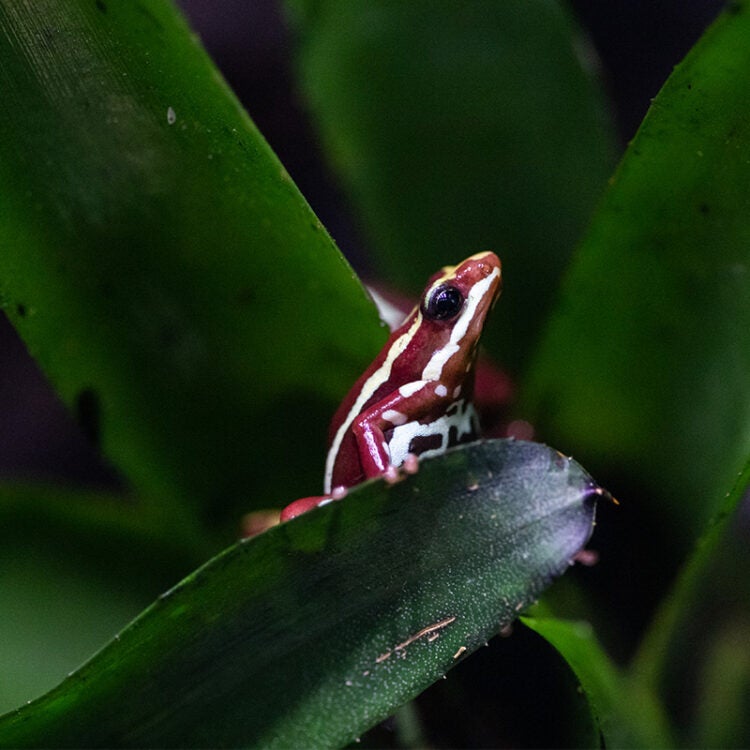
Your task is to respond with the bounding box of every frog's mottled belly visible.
[387,399,480,467]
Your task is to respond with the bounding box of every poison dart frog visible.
[280,251,502,521]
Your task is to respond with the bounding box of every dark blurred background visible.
[0,0,726,492]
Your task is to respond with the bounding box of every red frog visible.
[281,252,502,521]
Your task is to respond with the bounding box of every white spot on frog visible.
[434,384,448,398]
[167,106,176,125]
[382,409,408,426]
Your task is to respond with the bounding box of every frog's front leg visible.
[279,485,348,522]
[353,379,447,480]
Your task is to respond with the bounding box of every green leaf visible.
[0,482,204,714]
[523,616,672,749]
[286,0,617,373]
[523,2,750,542]
[0,440,600,748]
[0,0,384,528]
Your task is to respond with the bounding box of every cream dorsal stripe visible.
[324,312,423,493]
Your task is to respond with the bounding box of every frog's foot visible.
[572,548,599,567]
[280,486,348,522]
[402,453,420,475]
[383,465,400,484]
[382,454,420,485]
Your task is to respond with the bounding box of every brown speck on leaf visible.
[374,616,457,665]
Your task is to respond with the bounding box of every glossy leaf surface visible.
[0,0,384,527]
[286,0,617,373]
[524,2,750,541]
[0,440,599,748]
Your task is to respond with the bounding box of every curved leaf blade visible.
[523,617,672,749]
[523,2,750,540]
[0,0,384,525]
[0,440,600,748]
[631,456,750,744]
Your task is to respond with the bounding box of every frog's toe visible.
[383,465,400,484]
[403,453,420,475]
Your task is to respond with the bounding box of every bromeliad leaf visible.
[0,440,601,748]
[0,0,384,530]
[285,0,617,374]
[523,0,750,547]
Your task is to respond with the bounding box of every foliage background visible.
[1,0,747,747]
[0,0,727,492]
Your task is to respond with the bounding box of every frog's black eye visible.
[422,284,464,321]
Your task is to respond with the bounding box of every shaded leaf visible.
[631,457,750,744]
[523,2,750,542]
[0,483,204,713]
[523,617,672,749]
[0,0,384,527]
[0,440,600,748]
[286,0,617,373]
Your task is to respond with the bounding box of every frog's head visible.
[415,251,502,382]
[422,251,502,323]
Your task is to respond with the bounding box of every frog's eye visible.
[422,284,465,321]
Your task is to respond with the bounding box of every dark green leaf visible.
[0,0,384,527]
[523,2,750,542]
[0,482,204,713]
[0,440,599,748]
[286,0,617,373]
[523,616,672,749]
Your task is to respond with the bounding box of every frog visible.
[280,251,502,521]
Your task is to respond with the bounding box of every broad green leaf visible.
[285,0,617,374]
[0,0,384,528]
[523,2,750,543]
[523,616,672,749]
[0,440,600,748]
[0,482,204,713]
